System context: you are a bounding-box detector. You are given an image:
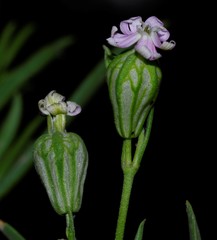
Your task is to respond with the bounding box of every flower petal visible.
[45,90,65,106]
[157,27,170,41]
[38,99,49,115]
[66,101,82,116]
[120,16,143,34]
[135,36,161,60]
[150,31,162,48]
[111,26,118,36]
[144,16,163,29]
[107,32,141,48]
[159,40,176,50]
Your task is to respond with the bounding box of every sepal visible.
[33,131,88,215]
[105,47,162,138]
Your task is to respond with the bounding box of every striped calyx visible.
[105,47,162,138]
[33,131,88,215]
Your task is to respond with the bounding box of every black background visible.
[0,0,215,240]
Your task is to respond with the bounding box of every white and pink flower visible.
[107,16,176,60]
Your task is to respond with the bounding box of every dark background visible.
[0,0,215,240]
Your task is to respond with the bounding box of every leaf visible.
[0,22,17,72]
[0,144,33,200]
[68,58,106,106]
[0,116,42,182]
[186,200,202,240]
[0,219,26,240]
[0,93,22,160]
[134,219,146,240]
[0,23,35,72]
[0,35,73,110]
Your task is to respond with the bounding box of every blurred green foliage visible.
[0,21,106,201]
[0,21,73,199]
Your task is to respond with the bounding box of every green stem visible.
[115,139,136,240]
[115,109,155,240]
[121,139,132,170]
[66,212,76,240]
[115,170,135,240]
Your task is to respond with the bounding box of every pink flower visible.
[107,16,176,60]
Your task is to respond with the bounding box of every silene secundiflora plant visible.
[33,90,88,240]
[104,16,176,139]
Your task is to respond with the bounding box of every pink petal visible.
[157,27,170,41]
[135,36,161,60]
[144,16,163,29]
[66,101,81,116]
[111,26,118,36]
[120,16,142,34]
[107,32,141,48]
[150,31,162,48]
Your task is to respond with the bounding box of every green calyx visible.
[33,131,88,215]
[104,47,162,139]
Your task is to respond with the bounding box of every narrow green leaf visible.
[186,200,202,240]
[0,220,26,240]
[134,219,146,240]
[68,59,106,106]
[0,116,42,181]
[0,94,22,160]
[0,22,17,71]
[0,35,73,110]
[0,144,33,200]
[0,23,35,72]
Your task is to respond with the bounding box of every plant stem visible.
[115,139,136,240]
[115,109,155,240]
[66,212,76,240]
[115,169,135,240]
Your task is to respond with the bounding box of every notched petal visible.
[66,101,82,116]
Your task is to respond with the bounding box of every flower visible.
[34,90,88,215]
[38,90,81,116]
[107,16,176,60]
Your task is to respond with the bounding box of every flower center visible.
[143,24,151,34]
